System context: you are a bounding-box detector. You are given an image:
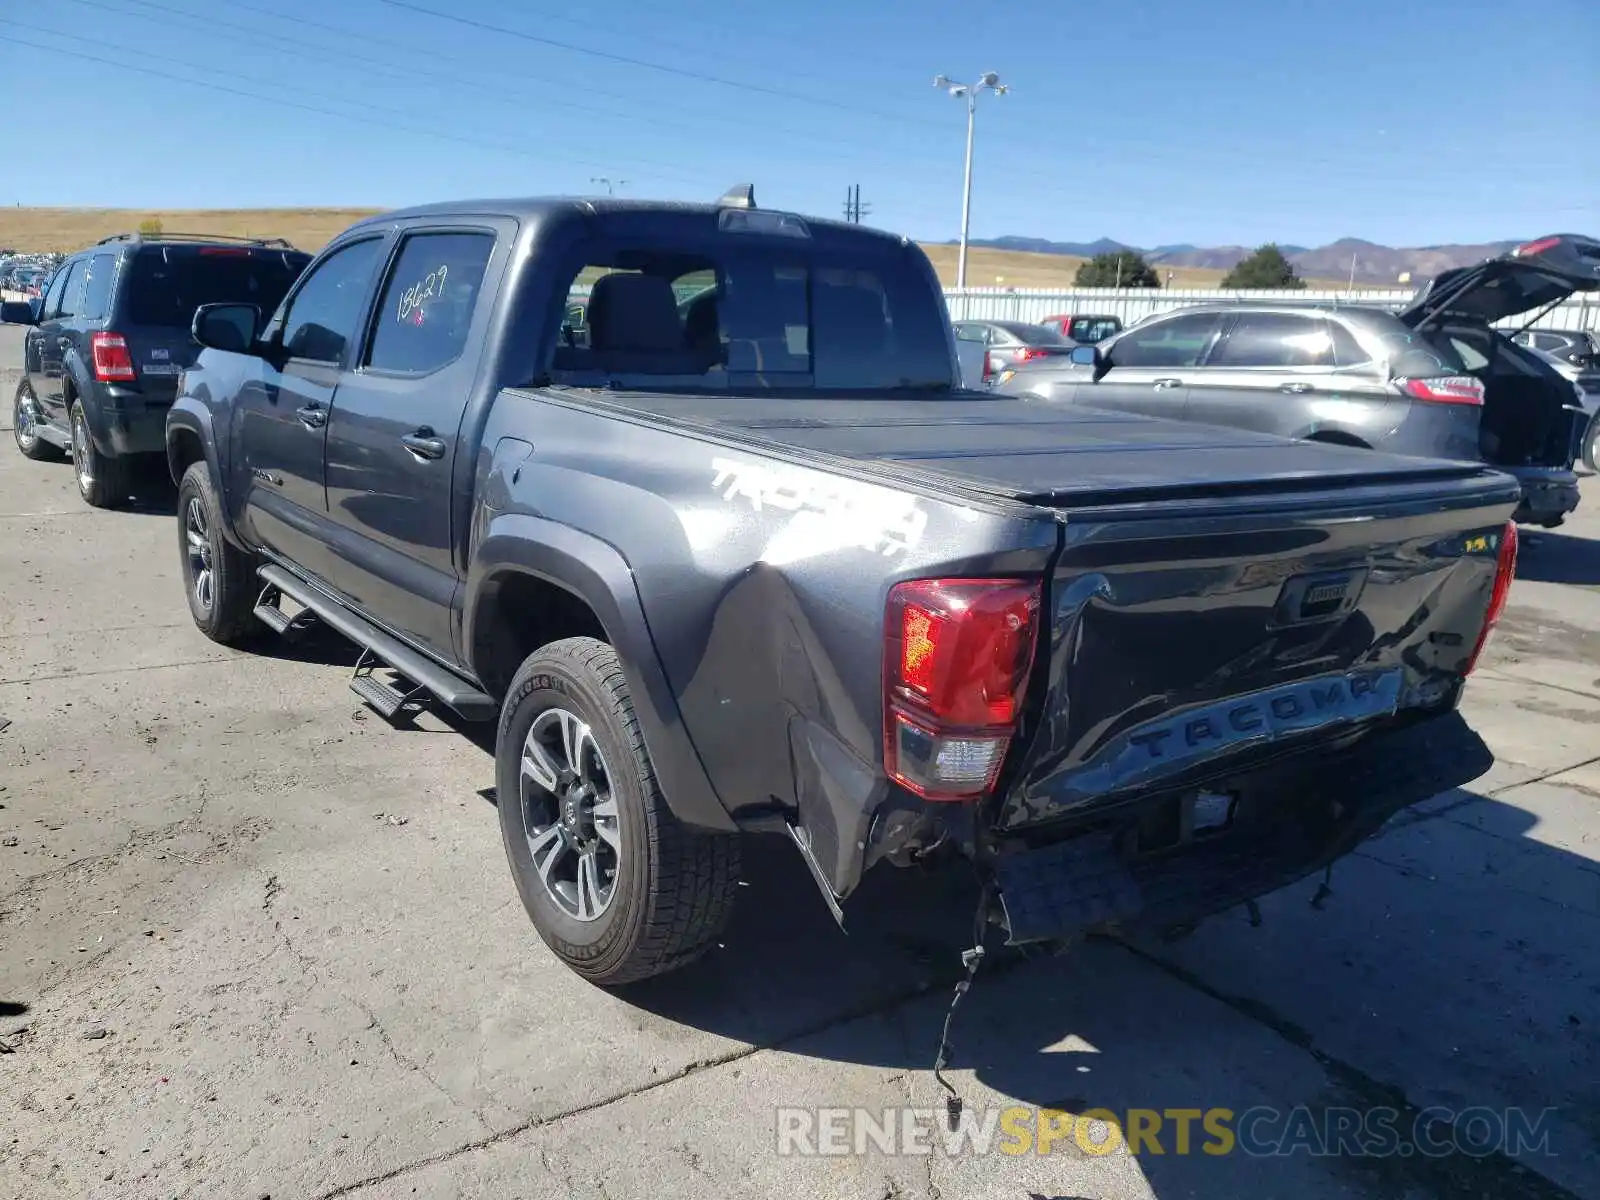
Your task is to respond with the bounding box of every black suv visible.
[3,233,310,507]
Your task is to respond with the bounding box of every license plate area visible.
[1133,789,1237,856]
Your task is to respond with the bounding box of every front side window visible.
[1109,312,1222,368]
[52,261,87,319]
[1209,313,1334,368]
[365,231,495,374]
[40,267,70,319]
[280,239,385,363]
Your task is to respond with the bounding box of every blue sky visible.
[1,0,1595,248]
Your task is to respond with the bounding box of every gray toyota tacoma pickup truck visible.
[166,188,1520,990]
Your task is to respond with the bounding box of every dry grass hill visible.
[0,207,1348,289]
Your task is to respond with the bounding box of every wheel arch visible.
[466,513,734,832]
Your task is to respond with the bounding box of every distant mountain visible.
[955,234,1522,284]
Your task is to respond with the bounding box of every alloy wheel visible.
[70,407,93,492]
[184,497,214,612]
[519,707,621,922]
[13,388,38,451]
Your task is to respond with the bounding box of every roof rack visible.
[94,231,297,249]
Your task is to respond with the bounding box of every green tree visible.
[1074,249,1159,289]
[137,217,163,236]
[1220,244,1305,289]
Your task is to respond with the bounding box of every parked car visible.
[952,319,1075,383]
[1527,344,1600,471]
[3,232,310,506]
[1038,313,1123,344]
[165,188,1518,987]
[993,234,1600,527]
[1513,328,1599,372]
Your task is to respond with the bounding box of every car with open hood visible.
[994,234,1600,525]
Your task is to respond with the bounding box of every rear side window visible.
[365,231,496,374]
[80,254,116,321]
[1386,327,1469,376]
[123,247,310,329]
[1209,313,1334,368]
[1109,312,1222,368]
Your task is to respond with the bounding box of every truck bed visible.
[548,388,1509,511]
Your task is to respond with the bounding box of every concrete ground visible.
[1,324,1596,1200]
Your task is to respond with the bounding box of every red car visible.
[1039,313,1123,344]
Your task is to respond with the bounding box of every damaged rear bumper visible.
[991,710,1491,945]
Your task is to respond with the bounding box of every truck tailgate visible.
[999,474,1516,832]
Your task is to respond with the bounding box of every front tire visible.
[176,461,259,645]
[1583,411,1600,474]
[497,637,741,986]
[13,380,63,461]
[69,400,129,508]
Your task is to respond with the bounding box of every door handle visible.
[401,429,447,461]
[1152,377,1182,390]
[295,404,327,429]
[1279,382,1314,394]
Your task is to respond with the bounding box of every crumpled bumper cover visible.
[994,710,1490,945]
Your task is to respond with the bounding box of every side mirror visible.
[192,303,261,354]
[1,299,37,326]
[1069,344,1099,367]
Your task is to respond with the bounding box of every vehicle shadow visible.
[611,764,1595,1194]
[1516,528,1600,585]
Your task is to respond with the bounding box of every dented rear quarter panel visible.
[470,387,1060,894]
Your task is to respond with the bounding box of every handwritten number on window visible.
[396,264,449,324]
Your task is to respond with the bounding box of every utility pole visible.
[842,184,873,224]
[932,72,1008,290]
[1347,250,1358,294]
[590,177,627,196]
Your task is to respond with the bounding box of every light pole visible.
[933,71,1007,290]
[590,177,627,196]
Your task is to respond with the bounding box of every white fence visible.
[942,287,1600,333]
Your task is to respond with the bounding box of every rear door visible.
[1085,310,1223,418]
[237,235,388,574]
[321,225,501,660]
[1186,311,1394,441]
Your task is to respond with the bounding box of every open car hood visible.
[1401,234,1600,328]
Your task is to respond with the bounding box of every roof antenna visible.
[717,183,756,210]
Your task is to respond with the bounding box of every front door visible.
[321,228,499,661]
[28,263,78,425]
[1085,310,1223,419]
[235,236,387,574]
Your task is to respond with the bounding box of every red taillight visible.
[1400,376,1484,406]
[884,578,1041,801]
[1513,236,1560,258]
[982,351,995,379]
[1015,347,1050,364]
[1464,522,1517,676]
[90,332,136,382]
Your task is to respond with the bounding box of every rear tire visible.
[176,461,259,646]
[69,400,129,508]
[1583,411,1600,474]
[12,379,62,461]
[497,637,741,986]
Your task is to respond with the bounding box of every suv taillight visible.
[1464,522,1518,676]
[1400,376,1484,406]
[91,332,136,382]
[884,578,1041,801]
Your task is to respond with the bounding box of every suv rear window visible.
[1068,316,1120,343]
[122,247,310,328]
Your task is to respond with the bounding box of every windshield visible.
[123,247,310,328]
[1068,316,1121,343]
[552,236,952,393]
